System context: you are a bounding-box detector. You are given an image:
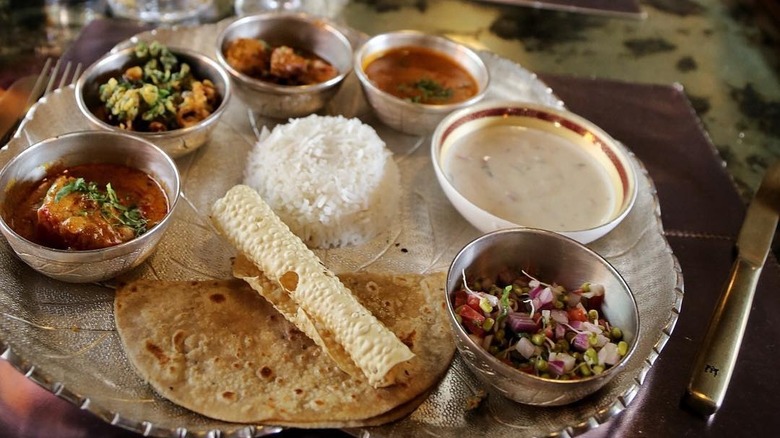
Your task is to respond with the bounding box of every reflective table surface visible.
[1,0,779,437]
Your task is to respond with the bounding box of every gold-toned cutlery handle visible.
[685,258,761,416]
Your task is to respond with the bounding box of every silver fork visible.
[41,59,83,98]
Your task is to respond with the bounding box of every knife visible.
[0,75,39,143]
[0,59,53,145]
[685,160,780,416]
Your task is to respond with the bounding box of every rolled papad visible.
[113,274,454,425]
[211,184,413,387]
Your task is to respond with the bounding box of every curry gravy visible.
[4,163,168,250]
[364,46,477,104]
[442,125,616,231]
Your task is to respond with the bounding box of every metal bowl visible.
[446,228,640,406]
[75,46,231,159]
[0,131,181,283]
[354,30,490,136]
[215,13,353,119]
[432,101,637,244]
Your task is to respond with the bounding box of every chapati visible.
[114,272,454,425]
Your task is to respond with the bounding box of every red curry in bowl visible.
[3,163,169,250]
[363,46,479,105]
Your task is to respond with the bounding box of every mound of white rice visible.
[244,114,401,248]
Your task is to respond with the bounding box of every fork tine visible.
[43,58,62,97]
[71,63,83,85]
[22,58,53,110]
[56,61,72,90]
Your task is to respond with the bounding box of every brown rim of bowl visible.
[431,101,638,235]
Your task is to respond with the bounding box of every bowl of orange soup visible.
[431,101,637,244]
[354,30,489,135]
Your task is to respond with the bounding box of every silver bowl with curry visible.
[0,131,180,283]
[354,30,490,135]
[216,13,353,119]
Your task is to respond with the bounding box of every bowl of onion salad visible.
[445,227,639,406]
[454,271,628,379]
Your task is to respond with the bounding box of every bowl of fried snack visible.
[0,131,180,283]
[216,12,353,119]
[76,40,231,158]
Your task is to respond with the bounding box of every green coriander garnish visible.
[399,78,453,103]
[54,178,148,235]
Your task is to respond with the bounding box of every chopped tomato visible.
[454,290,468,308]
[459,304,486,336]
[567,305,588,322]
[585,294,604,310]
[466,294,483,312]
[463,319,485,336]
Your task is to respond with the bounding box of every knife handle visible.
[685,258,761,416]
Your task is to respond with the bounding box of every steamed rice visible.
[244,115,401,248]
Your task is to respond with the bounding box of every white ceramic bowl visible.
[431,101,637,244]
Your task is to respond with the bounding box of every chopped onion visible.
[550,352,576,373]
[515,336,535,359]
[548,359,566,376]
[582,321,602,333]
[507,312,539,333]
[571,333,590,351]
[536,287,554,309]
[550,309,569,324]
[529,284,544,299]
[554,323,566,340]
[594,333,610,348]
[598,342,621,365]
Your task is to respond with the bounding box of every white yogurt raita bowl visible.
[431,101,637,244]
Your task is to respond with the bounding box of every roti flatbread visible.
[233,254,366,381]
[114,272,454,425]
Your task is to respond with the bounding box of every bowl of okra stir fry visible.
[446,227,639,406]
